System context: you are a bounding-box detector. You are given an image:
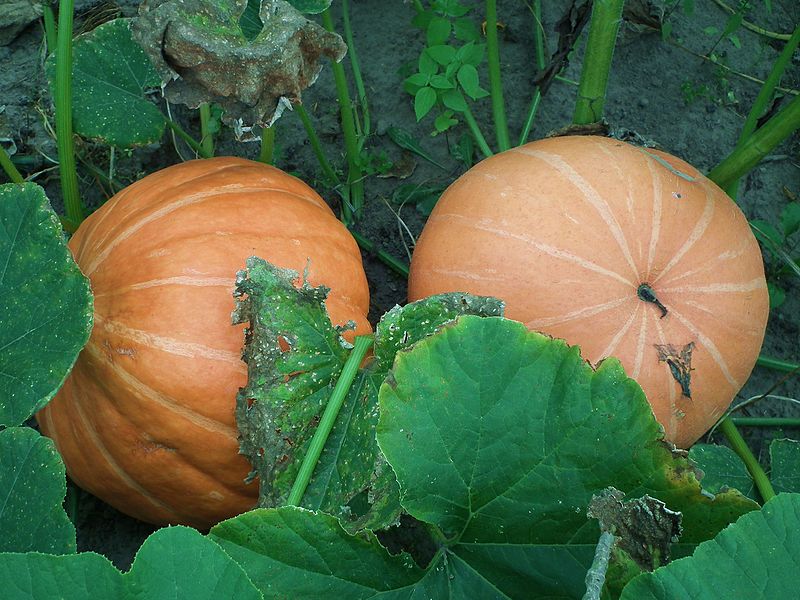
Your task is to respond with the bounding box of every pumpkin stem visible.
[637,283,667,318]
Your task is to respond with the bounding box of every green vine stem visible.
[726,24,800,198]
[342,0,370,149]
[54,0,83,226]
[0,145,24,183]
[572,0,624,125]
[731,417,800,427]
[165,119,211,159]
[485,0,510,151]
[321,8,364,225]
[42,3,58,54]
[519,0,546,145]
[295,104,340,185]
[707,93,800,190]
[198,103,214,157]
[461,98,493,159]
[718,417,776,502]
[411,0,424,13]
[286,334,374,506]
[350,230,410,278]
[258,126,275,165]
[757,355,800,372]
[582,531,615,600]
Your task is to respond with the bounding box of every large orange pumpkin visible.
[408,135,769,448]
[38,157,371,528]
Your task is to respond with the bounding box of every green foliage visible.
[0,427,75,555]
[769,439,800,493]
[621,493,800,599]
[46,19,165,148]
[689,444,757,500]
[0,527,261,599]
[405,1,486,135]
[0,183,92,427]
[233,257,503,531]
[751,201,800,308]
[211,315,756,598]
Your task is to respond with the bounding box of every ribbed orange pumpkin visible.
[409,135,769,448]
[37,157,371,528]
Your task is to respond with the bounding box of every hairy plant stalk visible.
[485,0,510,151]
[708,94,800,190]
[0,145,24,183]
[582,531,616,600]
[342,0,370,148]
[727,24,800,198]
[757,355,800,372]
[286,335,374,506]
[321,8,364,225]
[462,101,493,159]
[350,230,410,278]
[42,3,58,54]
[259,126,275,165]
[519,0,546,145]
[718,417,776,502]
[295,104,340,185]
[731,417,800,427]
[165,120,211,159]
[54,0,83,225]
[573,0,624,125]
[198,103,214,157]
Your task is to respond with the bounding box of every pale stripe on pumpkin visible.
[67,382,185,521]
[652,186,716,285]
[93,276,234,296]
[85,341,240,439]
[525,295,631,329]
[83,186,323,276]
[512,146,639,278]
[645,155,664,278]
[660,278,767,294]
[598,302,641,361]
[434,213,635,287]
[96,315,242,365]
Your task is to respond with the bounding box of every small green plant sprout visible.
[405,1,496,156]
[750,200,800,309]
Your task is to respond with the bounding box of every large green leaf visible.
[688,443,757,500]
[210,507,424,598]
[0,183,93,426]
[770,439,800,493]
[233,256,503,531]
[0,526,261,599]
[287,0,333,13]
[0,552,123,599]
[621,493,800,599]
[46,18,165,148]
[212,316,755,599]
[0,427,75,554]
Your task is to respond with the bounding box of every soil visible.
[2,0,798,572]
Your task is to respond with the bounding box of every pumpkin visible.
[37,157,371,528]
[408,135,769,448]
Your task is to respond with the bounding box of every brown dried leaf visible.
[132,0,346,138]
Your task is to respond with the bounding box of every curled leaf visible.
[133,0,346,137]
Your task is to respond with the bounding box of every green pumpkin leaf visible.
[0,525,260,599]
[46,18,165,148]
[210,507,424,597]
[125,526,261,599]
[621,493,800,599]
[688,443,757,500]
[377,316,755,596]
[770,439,800,493]
[234,257,503,532]
[0,183,93,427]
[0,427,75,554]
[0,552,123,599]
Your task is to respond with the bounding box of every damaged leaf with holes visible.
[132,0,346,138]
[232,256,504,531]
